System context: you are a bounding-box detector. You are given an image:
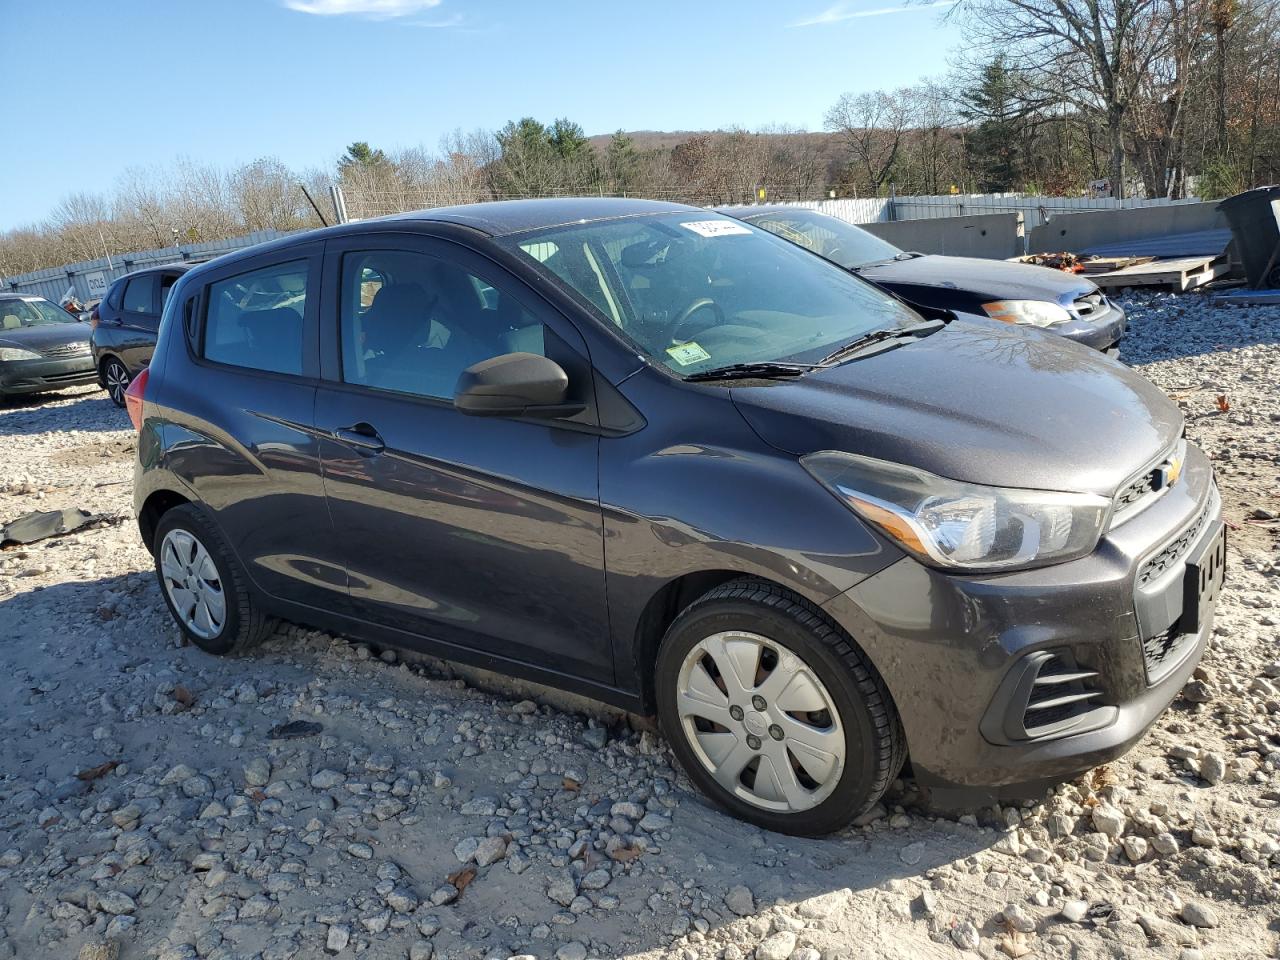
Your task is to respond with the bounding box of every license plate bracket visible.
[1182,523,1226,633]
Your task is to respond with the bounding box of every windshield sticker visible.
[679,220,752,238]
[666,342,712,366]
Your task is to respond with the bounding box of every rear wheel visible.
[153,504,271,655]
[103,357,130,407]
[655,579,904,836]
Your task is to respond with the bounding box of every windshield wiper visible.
[684,361,814,382]
[817,321,944,366]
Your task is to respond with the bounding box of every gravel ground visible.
[1,292,1278,960]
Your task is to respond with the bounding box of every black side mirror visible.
[453,352,584,419]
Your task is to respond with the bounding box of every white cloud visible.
[791,0,955,26]
[283,0,443,19]
[409,12,464,26]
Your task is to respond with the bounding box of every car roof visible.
[178,197,711,280]
[114,262,196,280]
[0,291,51,300]
[717,205,840,220]
[385,197,702,236]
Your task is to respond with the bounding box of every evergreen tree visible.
[604,130,640,192]
[960,57,1028,191]
[338,142,389,173]
[547,118,589,160]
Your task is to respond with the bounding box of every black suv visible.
[128,199,1222,834]
[91,264,191,405]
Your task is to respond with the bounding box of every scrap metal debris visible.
[1,508,97,548]
[1018,251,1084,273]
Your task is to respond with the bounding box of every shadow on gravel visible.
[0,387,126,437]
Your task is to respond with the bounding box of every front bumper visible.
[0,356,97,395]
[1057,300,1127,353]
[822,443,1220,805]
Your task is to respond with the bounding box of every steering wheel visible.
[670,297,725,343]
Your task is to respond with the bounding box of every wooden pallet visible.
[1079,256,1156,274]
[1088,255,1229,292]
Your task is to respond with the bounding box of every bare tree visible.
[824,89,915,193]
[956,0,1181,197]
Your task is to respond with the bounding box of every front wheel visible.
[102,357,130,407]
[655,579,904,836]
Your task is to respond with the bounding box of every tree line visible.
[4,0,1278,279]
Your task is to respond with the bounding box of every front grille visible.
[1137,496,1213,586]
[1116,470,1159,511]
[1110,438,1186,527]
[1141,623,1196,685]
[1072,292,1107,319]
[41,342,91,359]
[1022,651,1104,737]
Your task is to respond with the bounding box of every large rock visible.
[755,932,797,960]
[725,884,754,917]
[1091,804,1126,839]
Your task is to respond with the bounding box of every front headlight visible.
[0,347,41,361]
[802,451,1110,571]
[981,300,1073,328]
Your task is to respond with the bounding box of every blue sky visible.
[0,0,957,230]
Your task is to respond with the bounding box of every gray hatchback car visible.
[128,198,1224,835]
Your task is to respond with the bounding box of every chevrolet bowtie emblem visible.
[1155,454,1183,490]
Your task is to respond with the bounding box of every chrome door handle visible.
[333,423,385,454]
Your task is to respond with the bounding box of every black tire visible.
[655,578,905,836]
[102,357,130,408]
[152,504,272,655]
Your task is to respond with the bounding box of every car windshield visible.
[0,297,77,328]
[743,210,903,270]
[502,212,922,376]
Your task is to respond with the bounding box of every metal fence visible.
[886,193,1201,229]
[716,193,1199,229]
[1,229,296,304]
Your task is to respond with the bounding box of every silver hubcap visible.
[676,631,845,813]
[159,529,226,640]
[106,363,129,403]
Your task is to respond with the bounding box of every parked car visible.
[720,205,1128,355]
[0,292,97,400]
[91,264,192,405]
[128,198,1223,835]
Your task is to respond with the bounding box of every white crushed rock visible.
[0,291,1278,959]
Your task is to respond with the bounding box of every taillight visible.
[89,306,100,329]
[124,367,149,431]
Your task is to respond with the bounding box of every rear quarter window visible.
[202,260,308,376]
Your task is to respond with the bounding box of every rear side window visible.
[160,273,181,307]
[339,249,547,401]
[203,260,307,376]
[123,275,156,314]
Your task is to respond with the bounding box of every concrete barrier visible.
[861,213,1024,259]
[1027,201,1228,254]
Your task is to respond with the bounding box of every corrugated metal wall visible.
[1,229,297,304]
[887,193,1200,229]
[713,194,1198,229]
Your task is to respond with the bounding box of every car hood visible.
[731,318,1182,496]
[858,254,1094,303]
[0,322,90,354]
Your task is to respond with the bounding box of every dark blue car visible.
[125,199,1219,834]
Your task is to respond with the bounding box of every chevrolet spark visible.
[129,198,1224,835]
